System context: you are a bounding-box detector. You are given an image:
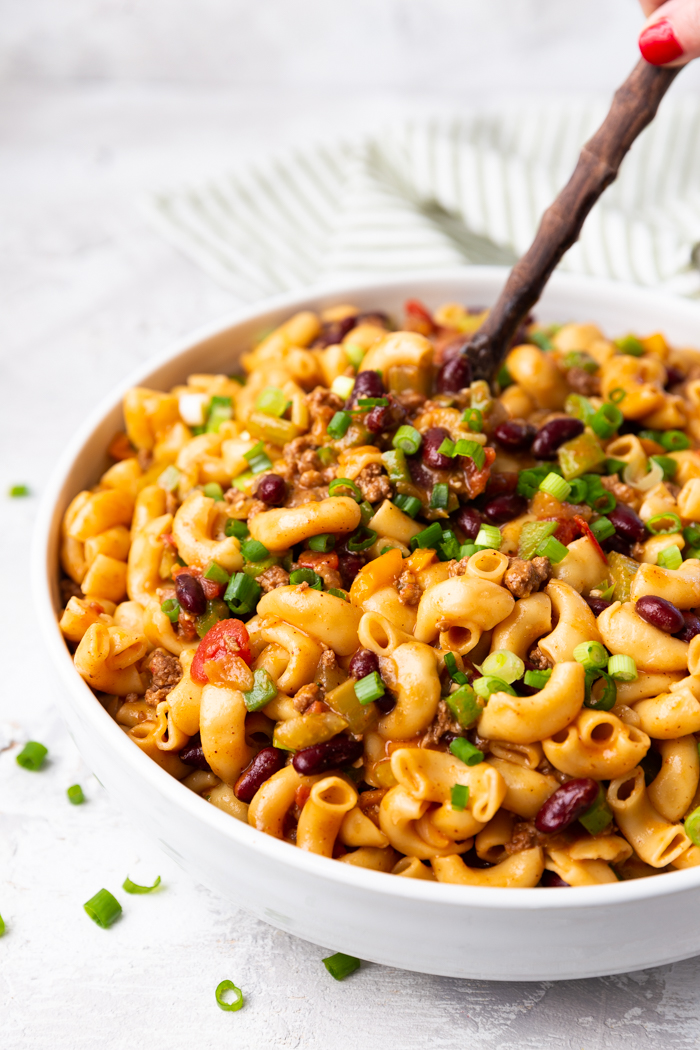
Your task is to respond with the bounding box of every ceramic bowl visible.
[33,267,700,981]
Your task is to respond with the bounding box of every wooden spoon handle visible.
[468,59,680,381]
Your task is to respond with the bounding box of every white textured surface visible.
[4,1,700,1045]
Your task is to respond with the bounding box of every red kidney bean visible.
[346,369,385,407]
[585,596,612,617]
[179,733,211,771]
[356,310,391,328]
[459,845,494,870]
[175,573,207,616]
[255,473,287,506]
[635,594,685,634]
[665,365,685,388]
[349,648,379,680]
[534,778,599,833]
[436,353,472,394]
[313,315,357,349]
[234,746,286,802]
[531,418,585,460]
[375,694,397,714]
[422,427,453,470]
[602,533,633,557]
[676,612,700,643]
[365,406,388,433]
[483,493,527,524]
[540,870,570,888]
[485,472,519,498]
[292,735,364,776]
[607,503,646,544]
[453,505,482,540]
[338,550,366,589]
[493,420,537,453]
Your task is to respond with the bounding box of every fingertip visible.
[639,17,684,65]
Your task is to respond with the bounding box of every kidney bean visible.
[422,427,453,470]
[356,310,390,328]
[436,353,472,394]
[534,778,599,833]
[676,612,700,643]
[483,493,527,525]
[349,648,379,680]
[540,870,570,888]
[453,505,482,540]
[531,418,585,460]
[635,594,685,634]
[313,315,357,349]
[607,502,646,544]
[485,472,519,498]
[665,365,685,388]
[175,573,207,616]
[365,406,388,433]
[179,733,211,771]
[602,533,633,557]
[375,694,397,714]
[459,845,494,870]
[255,473,287,506]
[493,420,537,453]
[292,735,364,776]
[346,369,385,407]
[585,595,612,617]
[338,550,366,590]
[234,746,286,802]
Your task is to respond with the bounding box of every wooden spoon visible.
[467,59,681,382]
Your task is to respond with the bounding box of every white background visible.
[3,1,700,1047]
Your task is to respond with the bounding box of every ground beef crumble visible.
[600,473,639,508]
[503,556,552,599]
[143,648,183,706]
[355,462,391,503]
[417,700,462,747]
[60,578,83,603]
[566,367,601,396]
[258,565,290,592]
[397,569,421,606]
[292,682,324,713]
[528,646,553,670]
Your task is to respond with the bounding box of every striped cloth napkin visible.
[146,104,700,302]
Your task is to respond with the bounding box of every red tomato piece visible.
[404,298,433,324]
[574,515,609,565]
[191,619,251,685]
[297,550,339,572]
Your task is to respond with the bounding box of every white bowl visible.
[34,267,700,981]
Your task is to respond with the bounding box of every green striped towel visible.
[146,105,700,302]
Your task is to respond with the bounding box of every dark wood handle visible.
[468,59,680,381]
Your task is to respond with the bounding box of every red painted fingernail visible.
[639,18,684,65]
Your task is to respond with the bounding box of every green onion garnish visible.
[215,979,245,1011]
[205,395,233,433]
[84,888,122,928]
[535,536,568,563]
[646,511,682,535]
[122,875,161,894]
[579,785,613,835]
[615,334,645,357]
[0,913,5,936]
[684,525,700,547]
[497,363,513,388]
[203,482,224,501]
[225,518,250,539]
[157,465,181,492]
[67,784,85,805]
[345,343,365,369]
[410,522,444,551]
[445,684,483,728]
[684,807,700,848]
[529,329,554,351]
[16,741,48,771]
[658,545,683,571]
[289,567,324,589]
[244,441,273,474]
[357,397,388,408]
[573,641,608,671]
[444,651,469,685]
[650,455,678,482]
[638,429,662,444]
[161,598,180,623]
[659,430,691,452]
[255,386,291,417]
[328,477,362,501]
[322,953,361,981]
[567,477,588,503]
[450,784,469,811]
[516,466,551,499]
[331,375,355,400]
[454,439,486,470]
[609,387,626,404]
[244,668,278,711]
[354,671,385,705]
[589,517,615,542]
[459,543,479,559]
[584,670,617,711]
[539,472,572,502]
[474,525,502,550]
[392,425,422,455]
[308,533,335,552]
[607,654,637,682]
[563,350,599,374]
[462,408,483,432]
[523,669,552,689]
[565,393,597,425]
[430,483,449,510]
[359,500,374,525]
[605,457,627,476]
[328,411,352,439]
[590,403,623,440]
[241,539,269,563]
[327,587,349,601]
[479,649,525,684]
[392,495,422,519]
[473,676,516,698]
[437,437,456,458]
[347,527,377,552]
[224,572,261,613]
[9,484,29,497]
[438,529,461,561]
[203,560,230,585]
[449,737,484,766]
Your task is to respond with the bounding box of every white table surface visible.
[4,2,700,1046]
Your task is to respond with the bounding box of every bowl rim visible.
[33,264,700,912]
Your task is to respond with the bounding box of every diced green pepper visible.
[557,431,606,480]
[579,785,614,834]
[324,679,377,735]
[608,550,639,603]
[517,521,558,560]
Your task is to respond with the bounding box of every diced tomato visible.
[544,516,581,547]
[298,550,339,572]
[405,298,433,323]
[463,446,496,499]
[295,784,311,810]
[191,619,251,684]
[574,515,609,564]
[404,298,435,335]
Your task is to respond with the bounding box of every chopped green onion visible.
[16,741,48,771]
[328,477,362,501]
[451,784,469,811]
[497,364,513,389]
[573,640,608,671]
[323,953,361,981]
[646,511,683,535]
[241,539,269,562]
[609,388,626,404]
[607,654,637,682]
[639,429,664,444]
[473,676,516,698]
[437,437,456,458]
[244,668,278,711]
[518,520,557,560]
[157,465,181,492]
[392,495,422,519]
[161,598,180,623]
[244,442,273,475]
[0,913,5,936]
[357,397,388,409]
[579,785,613,835]
[523,669,552,689]
[289,568,324,589]
[410,522,444,551]
[328,411,352,439]
[605,457,627,476]
[354,671,385,705]
[331,375,355,400]
[462,408,483,431]
[590,403,623,440]
[359,500,374,525]
[529,329,554,351]
[224,573,261,613]
[474,525,502,550]
[445,684,483,728]
[539,472,572,502]
[584,670,617,711]
[684,807,700,848]
[308,533,335,553]
[650,455,677,482]
[535,536,569,563]
[615,334,645,357]
[392,425,422,455]
[684,525,700,547]
[459,543,479,559]
[430,483,449,510]
[449,737,484,766]
[658,545,683,571]
[563,350,599,374]
[565,394,597,425]
[67,784,85,805]
[84,888,122,929]
[659,430,691,452]
[454,440,486,470]
[9,484,29,497]
[437,529,461,561]
[686,546,700,561]
[444,651,469,685]
[327,588,349,601]
[567,477,588,503]
[595,579,616,601]
[317,446,336,468]
[122,875,161,894]
[255,386,291,417]
[516,466,551,499]
[203,560,230,585]
[230,471,254,492]
[203,482,225,501]
[225,518,249,539]
[589,517,615,542]
[205,395,233,433]
[215,979,245,1011]
[479,649,525,684]
[345,343,365,369]
[242,557,277,579]
[347,527,377,552]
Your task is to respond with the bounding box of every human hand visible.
[639,0,700,65]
